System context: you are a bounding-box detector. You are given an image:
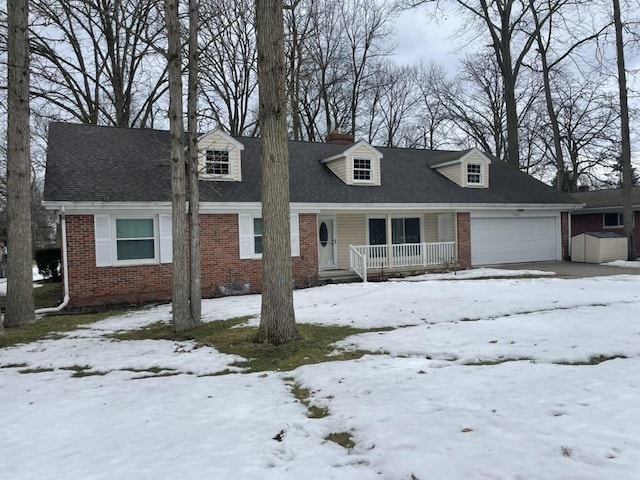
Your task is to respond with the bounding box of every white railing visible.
[349,242,456,281]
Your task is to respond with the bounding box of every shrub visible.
[35,247,61,282]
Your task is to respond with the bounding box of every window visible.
[467,163,482,184]
[238,214,299,259]
[115,219,155,261]
[353,158,372,182]
[253,218,263,254]
[205,149,230,176]
[392,217,421,244]
[603,212,624,228]
[94,214,171,267]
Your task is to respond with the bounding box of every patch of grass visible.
[19,367,55,374]
[555,354,627,366]
[0,281,64,311]
[0,362,27,368]
[1,311,115,348]
[325,432,356,450]
[288,381,330,418]
[113,317,389,373]
[59,365,109,377]
[0,311,115,348]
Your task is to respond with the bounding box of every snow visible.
[603,260,640,269]
[2,272,640,479]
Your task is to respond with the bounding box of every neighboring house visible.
[43,123,578,308]
[571,187,640,259]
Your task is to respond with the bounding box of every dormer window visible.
[353,158,372,182]
[467,163,482,185]
[206,149,230,177]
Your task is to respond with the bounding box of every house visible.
[43,123,578,308]
[571,186,640,259]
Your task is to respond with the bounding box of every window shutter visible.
[94,215,112,267]
[238,214,253,259]
[290,213,300,257]
[159,214,173,263]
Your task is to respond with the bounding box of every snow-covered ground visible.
[0,266,44,294]
[603,260,640,269]
[2,272,640,479]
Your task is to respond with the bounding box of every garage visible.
[471,216,560,265]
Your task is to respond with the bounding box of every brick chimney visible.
[325,129,355,145]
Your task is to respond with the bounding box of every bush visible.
[35,247,61,282]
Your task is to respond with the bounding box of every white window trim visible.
[95,214,172,267]
[466,162,483,186]
[352,157,374,184]
[239,213,300,259]
[203,148,233,180]
[603,212,627,229]
[365,215,423,245]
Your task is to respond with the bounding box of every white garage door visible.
[471,216,559,265]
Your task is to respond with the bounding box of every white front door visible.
[318,216,337,269]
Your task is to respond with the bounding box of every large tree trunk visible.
[165,0,193,331]
[255,0,299,344]
[5,0,36,328]
[613,0,635,260]
[188,0,202,323]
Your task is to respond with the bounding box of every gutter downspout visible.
[36,209,70,314]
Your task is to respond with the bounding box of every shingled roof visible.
[572,187,640,211]
[44,122,577,207]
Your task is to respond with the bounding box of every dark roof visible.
[44,122,577,206]
[572,187,640,211]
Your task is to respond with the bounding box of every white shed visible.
[571,232,628,263]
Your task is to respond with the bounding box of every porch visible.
[348,241,457,282]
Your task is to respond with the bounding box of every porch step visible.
[317,270,361,286]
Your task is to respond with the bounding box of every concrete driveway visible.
[492,261,640,278]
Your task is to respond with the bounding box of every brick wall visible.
[65,213,318,308]
[561,212,569,260]
[456,212,471,269]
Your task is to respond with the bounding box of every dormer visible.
[197,129,244,181]
[431,148,491,188]
[321,140,383,186]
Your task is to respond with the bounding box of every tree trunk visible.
[165,0,193,331]
[613,0,635,260]
[5,0,36,328]
[188,0,202,322]
[255,0,299,344]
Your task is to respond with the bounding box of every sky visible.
[2,266,640,479]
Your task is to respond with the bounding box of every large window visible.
[392,217,421,244]
[238,214,300,259]
[603,212,624,228]
[353,158,372,182]
[467,163,482,184]
[369,217,421,245]
[115,218,156,261]
[95,214,170,267]
[205,149,230,176]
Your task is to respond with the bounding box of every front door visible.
[318,216,337,269]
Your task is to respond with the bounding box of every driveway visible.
[492,261,640,278]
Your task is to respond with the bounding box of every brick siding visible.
[65,213,318,308]
[456,212,471,269]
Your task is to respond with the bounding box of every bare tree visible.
[187,0,201,322]
[612,0,635,259]
[165,0,195,332]
[255,0,299,344]
[29,0,168,127]
[5,0,35,327]
[198,0,258,135]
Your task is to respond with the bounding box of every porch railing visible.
[349,242,456,282]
